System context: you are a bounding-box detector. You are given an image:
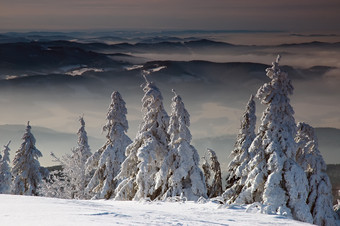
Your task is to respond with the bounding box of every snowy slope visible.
[0,195,314,226]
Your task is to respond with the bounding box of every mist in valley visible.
[0,31,339,167]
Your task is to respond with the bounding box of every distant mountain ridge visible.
[1,37,338,77]
[1,124,337,167]
[193,127,340,168]
[0,33,339,169]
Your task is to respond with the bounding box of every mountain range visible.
[0,32,339,167]
[0,124,338,168]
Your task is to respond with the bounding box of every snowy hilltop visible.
[0,195,314,226]
[0,56,339,226]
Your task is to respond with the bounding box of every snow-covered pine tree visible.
[295,122,337,226]
[0,141,12,194]
[234,56,313,223]
[40,117,91,199]
[115,73,169,201]
[202,148,222,198]
[154,90,207,201]
[39,162,69,199]
[86,91,131,199]
[222,95,256,203]
[12,122,43,196]
[67,116,92,199]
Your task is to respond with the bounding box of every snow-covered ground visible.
[0,195,313,226]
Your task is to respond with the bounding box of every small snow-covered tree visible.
[296,122,337,226]
[66,116,92,199]
[39,164,69,199]
[202,148,222,198]
[12,122,43,196]
[234,56,313,223]
[40,117,91,199]
[115,73,169,201]
[86,91,131,199]
[223,95,256,203]
[154,90,207,201]
[0,141,12,194]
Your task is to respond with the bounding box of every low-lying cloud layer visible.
[0,32,339,166]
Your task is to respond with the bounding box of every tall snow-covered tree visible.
[86,91,131,199]
[296,122,337,226]
[154,90,207,201]
[115,73,169,201]
[202,148,222,198]
[234,56,313,223]
[12,122,43,196]
[223,95,256,203]
[40,117,91,199]
[0,141,12,194]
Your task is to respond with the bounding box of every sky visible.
[1,0,340,31]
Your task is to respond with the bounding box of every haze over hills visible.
[0,124,104,166]
[0,31,339,167]
[0,123,338,168]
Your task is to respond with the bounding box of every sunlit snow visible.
[0,195,313,226]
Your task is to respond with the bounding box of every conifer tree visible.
[86,91,131,199]
[40,117,91,199]
[12,122,43,196]
[234,56,313,223]
[202,148,222,198]
[296,122,337,226]
[115,73,169,201]
[223,95,256,203]
[0,141,12,194]
[67,116,92,199]
[39,162,68,199]
[155,90,206,201]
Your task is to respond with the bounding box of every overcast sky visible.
[1,0,340,31]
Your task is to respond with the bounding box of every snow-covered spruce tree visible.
[154,90,207,201]
[12,122,43,196]
[115,73,169,201]
[40,117,92,199]
[86,91,131,199]
[222,95,256,203]
[66,116,92,199]
[39,162,69,199]
[295,122,337,225]
[202,148,222,198]
[0,141,12,194]
[234,56,313,223]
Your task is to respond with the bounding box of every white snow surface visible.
[0,195,314,226]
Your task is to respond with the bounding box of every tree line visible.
[0,56,339,225]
